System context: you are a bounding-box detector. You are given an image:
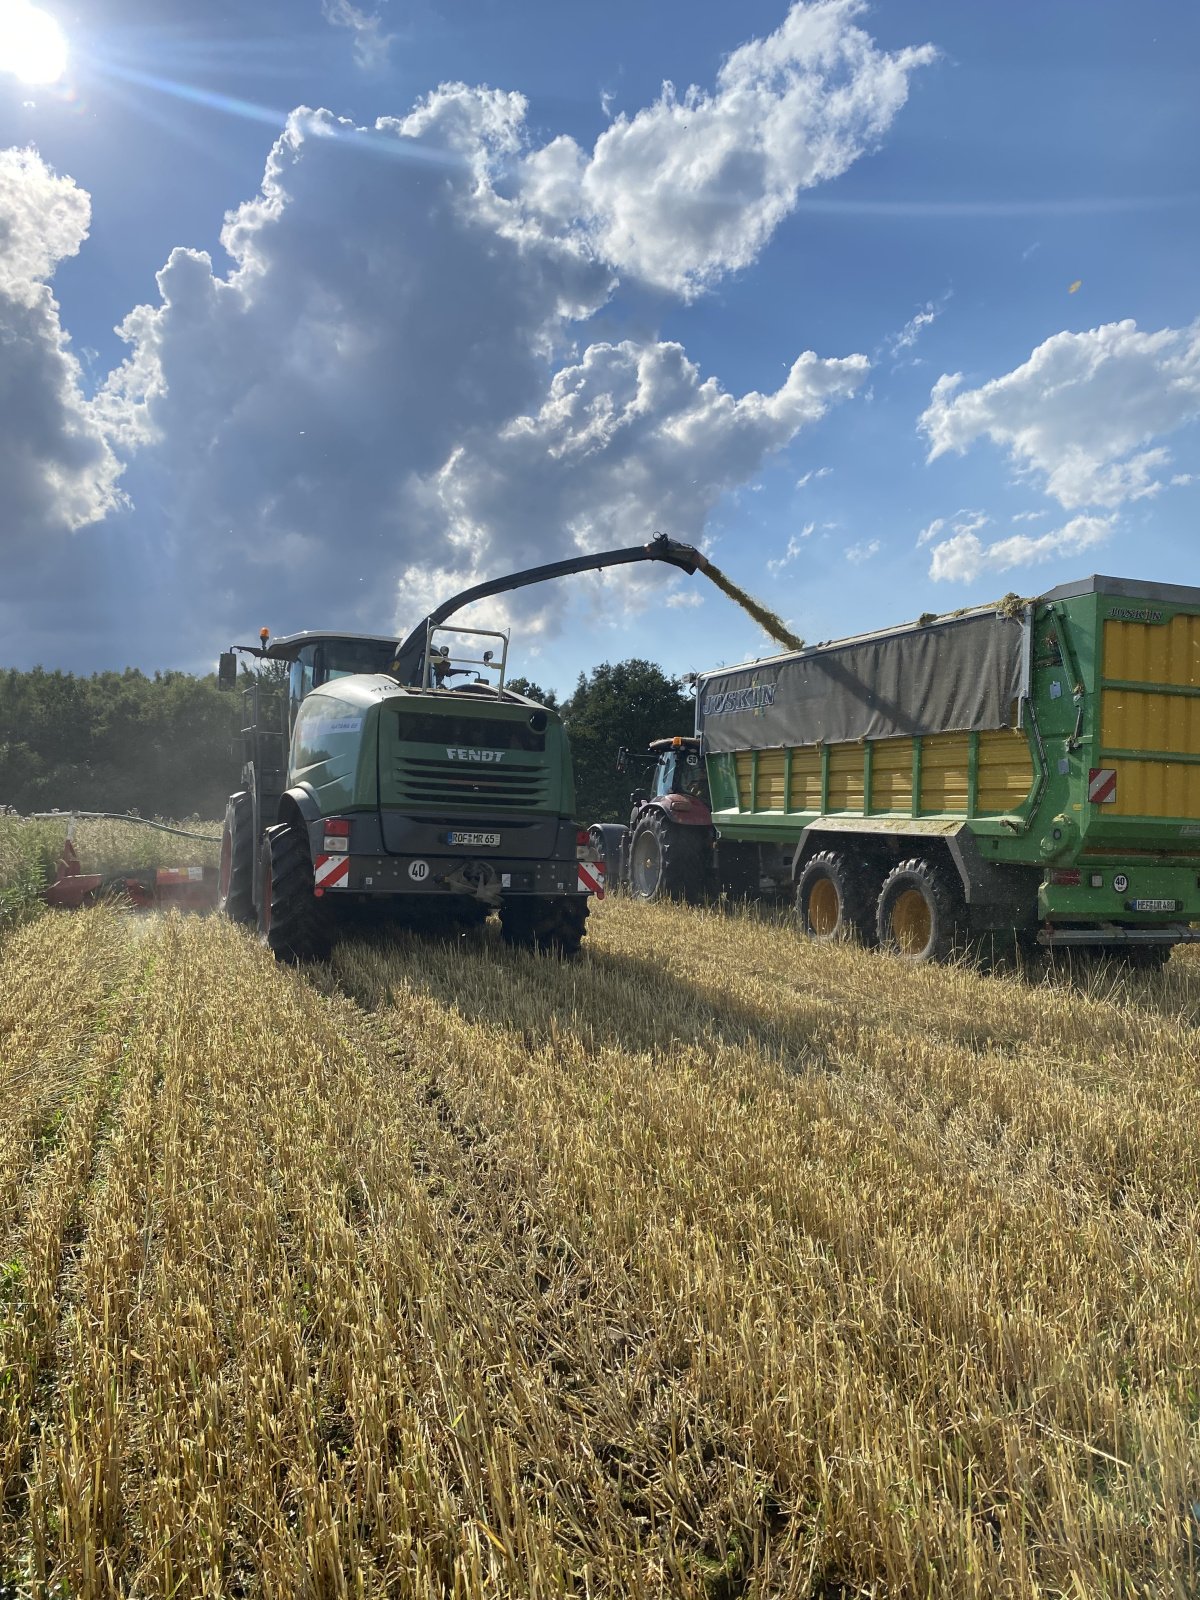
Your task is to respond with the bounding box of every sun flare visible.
[0,0,67,85]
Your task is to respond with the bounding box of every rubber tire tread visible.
[876,856,963,965]
[218,793,255,923]
[500,895,589,957]
[795,849,878,947]
[259,824,329,961]
[629,811,708,903]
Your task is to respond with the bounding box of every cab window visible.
[289,649,317,718]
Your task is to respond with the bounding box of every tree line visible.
[0,658,694,824]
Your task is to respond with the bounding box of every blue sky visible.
[1,0,1197,692]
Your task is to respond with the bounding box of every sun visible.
[0,0,67,86]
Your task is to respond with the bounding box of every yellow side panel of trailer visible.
[1101,688,1200,760]
[1103,614,1200,688]
[735,753,754,811]
[1101,617,1200,817]
[788,748,822,812]
[1107,758,1200,820]
[756,750,787,810]
[919,733,970,815]
[976,729,1035,815]
[827,745,864,812]
[870,739,914,813]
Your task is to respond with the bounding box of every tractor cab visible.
[647,737,708,803]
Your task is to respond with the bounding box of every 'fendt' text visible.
[446,747,505,763]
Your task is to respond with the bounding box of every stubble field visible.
[2,879,1200,1598]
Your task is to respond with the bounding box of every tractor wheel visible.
[257,824,329,961]
[627,812,708,903]
[795,851,878,946]
[500,896,588,957]
[876,857,964,965]
[218,793,255,923]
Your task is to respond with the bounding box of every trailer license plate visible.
[1131,898,1176,912]
[448,831,500,848]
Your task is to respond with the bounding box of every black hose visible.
[25,811,221,842]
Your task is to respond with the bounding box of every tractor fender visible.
[655,793,714,828]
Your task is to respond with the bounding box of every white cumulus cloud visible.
[920,318,1200,509]
[522,0,936,297]
[63,86,865,660]
[3,3,935,664]
[928,514,1113,583]
[0,149,125,549]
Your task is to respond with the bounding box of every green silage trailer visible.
[693,574,1200,963]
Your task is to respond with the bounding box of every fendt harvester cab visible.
[217,535,705,959]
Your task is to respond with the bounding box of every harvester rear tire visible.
[257,824,329,962]
[628,812,708,903]
[218,793,254,923]
[795,851,878,946]
[876,857,964,965]
[500,896,588,957]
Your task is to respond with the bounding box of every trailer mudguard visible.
[792,818,1040,926]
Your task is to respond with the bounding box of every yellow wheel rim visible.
[808,877,841,937]
[890,888,931,955]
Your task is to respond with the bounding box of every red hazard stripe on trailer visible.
[1088,767,1117,805]
[313,853,351,890]
[577,861,605,898]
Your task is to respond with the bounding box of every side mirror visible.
[218,651,238,691]
[616,745,628,773]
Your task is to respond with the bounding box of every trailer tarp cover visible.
[698,611,1027,753]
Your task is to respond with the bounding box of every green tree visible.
[505,675,559,708]
[0,667,240,819]
[563,659,694,822]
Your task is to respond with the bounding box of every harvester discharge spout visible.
[391,533,706,686]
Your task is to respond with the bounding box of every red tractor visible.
[590,736,715,902]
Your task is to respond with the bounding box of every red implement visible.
[44,837,218,913]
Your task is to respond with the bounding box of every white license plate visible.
[1131,898,1176,912]
[449,831,500,848]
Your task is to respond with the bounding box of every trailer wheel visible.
[628,813,708,903]
[876,857,963,964]
[500,896,588,957]
[218,793,254,923]
[795,851,878,946]
[257,824,329,961]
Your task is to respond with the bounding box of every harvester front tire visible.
[500,896,588,957]
[795,851,877,946]
[257,824,329,962]
[218,793,254,923]
[876,857,963,965]
[628,813,708,903]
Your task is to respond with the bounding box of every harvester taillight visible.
[576,827,600,863]
[323,817,351,854]
[1048,868,1082,886]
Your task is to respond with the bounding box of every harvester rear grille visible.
[392,757,548,810]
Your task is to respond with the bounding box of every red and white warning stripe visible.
[314,853,351,891]
[577,861,605,899]
[1088,767,1117,805]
